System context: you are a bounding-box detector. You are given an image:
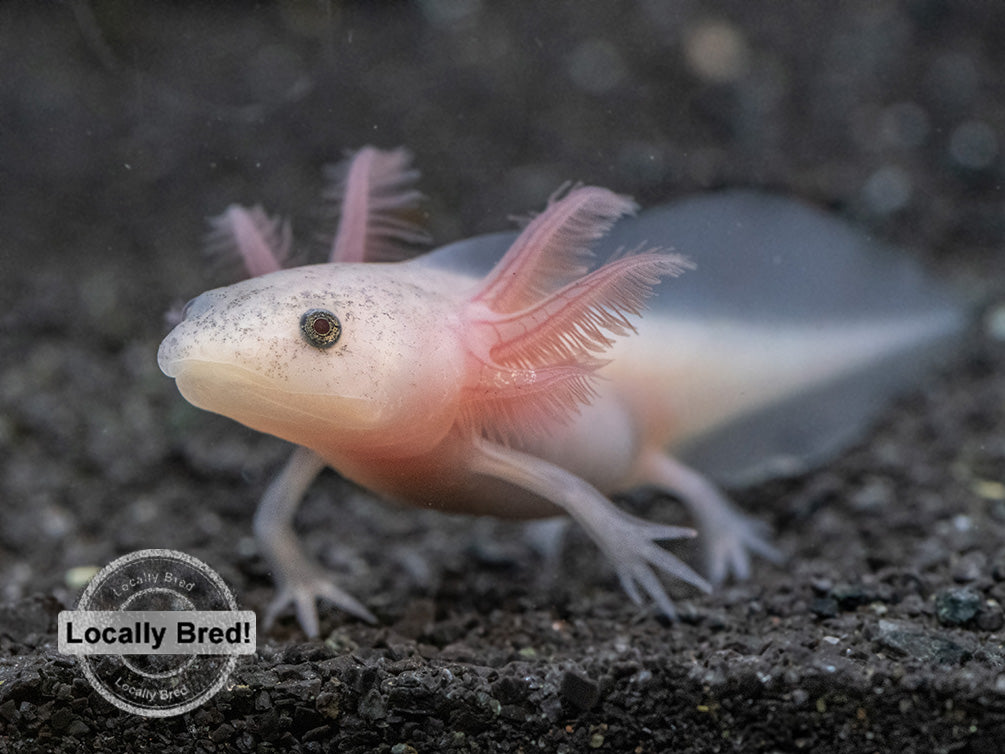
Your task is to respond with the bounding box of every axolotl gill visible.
[158,146,964,636]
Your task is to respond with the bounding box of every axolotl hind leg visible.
[637,450,783,585]
[253,446,376,636]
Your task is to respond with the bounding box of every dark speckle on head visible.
[300,308,342,349]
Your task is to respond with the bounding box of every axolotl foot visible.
[638,450,784,586]
[604,511,713,619]
[700,506,782,585]
[263,558,376,638]
[253,447,376,637]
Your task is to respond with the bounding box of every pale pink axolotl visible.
[158,147,964,636]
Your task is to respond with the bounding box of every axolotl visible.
[158,147,964,636]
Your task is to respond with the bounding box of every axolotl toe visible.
[158,146,965,636]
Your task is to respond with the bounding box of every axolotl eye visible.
[300,308,341,349]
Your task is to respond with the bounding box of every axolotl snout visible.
[159,147,964,636]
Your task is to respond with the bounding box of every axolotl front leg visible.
[468,438,711,617]
[253,446,376,634]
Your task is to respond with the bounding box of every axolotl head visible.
[158,263,468,456]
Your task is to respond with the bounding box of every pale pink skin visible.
[159,147,784,635]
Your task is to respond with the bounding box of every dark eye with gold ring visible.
[300,309,341,348]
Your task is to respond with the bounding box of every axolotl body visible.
[158,147,964,636]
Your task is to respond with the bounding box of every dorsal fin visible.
[324,146,430,263]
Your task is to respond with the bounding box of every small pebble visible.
[977,601,1005,632]
[935,587,981,626]
[560,671,600,711]
[810,597,839,619]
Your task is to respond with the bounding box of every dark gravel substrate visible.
[2,2,1004,752]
